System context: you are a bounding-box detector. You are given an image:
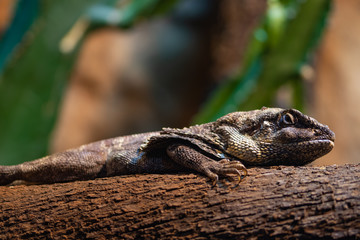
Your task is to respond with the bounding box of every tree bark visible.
[0,164,359,239]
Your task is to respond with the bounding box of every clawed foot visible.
[201,159,248,185]
[166,144,247,186]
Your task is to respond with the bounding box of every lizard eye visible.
[281,113,296,125]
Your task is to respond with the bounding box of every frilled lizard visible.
[0,108,335,185]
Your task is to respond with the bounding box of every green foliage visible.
[84,0,179,29]
[0,0,180,165]
[114,0,178,27]
[0,0,102,165]
[194,0,331,124]
[0,0,39,73]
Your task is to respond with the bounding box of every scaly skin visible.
[0,107,335,185]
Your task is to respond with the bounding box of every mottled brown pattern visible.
[0,108,334,185]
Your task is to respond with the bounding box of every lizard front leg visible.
[166,144,247,184]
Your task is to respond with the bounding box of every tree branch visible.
[1,164,359,239]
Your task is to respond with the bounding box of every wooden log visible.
[0,164,359,239]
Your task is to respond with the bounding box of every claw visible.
[233,169,242,185]
[242,168,248,178]
[226,160,248,183]
[228,162,248,186]
[212,178,218,186]
[210,159,249,186]
[234,168,248,185]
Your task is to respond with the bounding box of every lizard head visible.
[215,107,335,166]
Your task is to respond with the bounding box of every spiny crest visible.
[214,107,284,132]
[214,107,326,129]
[140,123,225,154]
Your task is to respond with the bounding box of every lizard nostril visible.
[314,128,335,141]
[313,129,321,136]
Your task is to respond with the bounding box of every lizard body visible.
[0,108,335,185]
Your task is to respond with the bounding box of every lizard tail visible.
[0,165,18,186]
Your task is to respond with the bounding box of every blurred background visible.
[0,0,359,166]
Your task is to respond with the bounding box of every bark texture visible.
[0,164,359,239]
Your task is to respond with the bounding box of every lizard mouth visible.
[280,139,335,165]
[286,138,335,154]
[295,138,334,147]
[273,125,335,145]
[250,139,335,166]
